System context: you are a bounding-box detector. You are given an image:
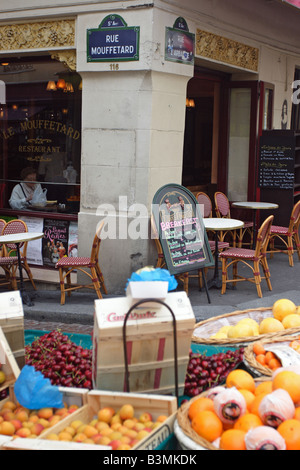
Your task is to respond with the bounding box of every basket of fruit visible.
[192,299,300,346]
[175,367,300,450]
[244,336,300,377]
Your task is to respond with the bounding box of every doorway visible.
[182,71,229,200]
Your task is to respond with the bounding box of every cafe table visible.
[232,201,278,248]
[203,218,244,289]
[0,232,44,306]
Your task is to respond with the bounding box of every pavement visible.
[7,251,299,331]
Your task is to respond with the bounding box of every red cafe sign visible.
[107,310,157,322]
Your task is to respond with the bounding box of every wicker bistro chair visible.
[196,192,213,218]
[268,200,300,267]
[0,219,15,289]
[214,191,253,248]
[1,219,36,291]
[219,215,274,298]
[56,221,108,305]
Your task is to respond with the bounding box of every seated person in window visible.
[9,167,42,210]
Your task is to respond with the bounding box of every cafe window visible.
[0,56,82,214]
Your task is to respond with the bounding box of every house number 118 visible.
[110,64,119,71]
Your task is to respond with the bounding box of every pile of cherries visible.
[184,347,245,397]
[25,329,93,390]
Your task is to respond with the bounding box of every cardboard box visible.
[126,281,168,307]
[0,327,21,400]
[3,438,110,451]
[93,291,195,395]
[40,390,177,450]
[0,292,25,368]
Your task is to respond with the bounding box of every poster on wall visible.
[68,221,78,258]
[42,219,69,267]
[282,0,300,8]
[19,216,43,266]
[165,17,195,65]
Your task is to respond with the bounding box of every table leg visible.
[16,243,34,307]
[207,231,222,289]
[252,209,257,249]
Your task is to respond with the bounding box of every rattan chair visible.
[196,192,213,218]
[214,191,253,247]
[0,219,15,289]
[1,219,36,291]
[268,200,300,267]
[219,215,274,298]
[56,221,108,305]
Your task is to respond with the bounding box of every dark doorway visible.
[182,96,213,187]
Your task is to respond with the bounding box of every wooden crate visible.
[0,292,25,369]
[40,390,177,450]
[0,327,21,402]
[0,436,12,450]
[93,291,195,395]
[3,438,109,451]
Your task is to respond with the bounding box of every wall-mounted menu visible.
[259,132,295,190]
[152,184,214,275]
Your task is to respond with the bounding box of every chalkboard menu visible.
[152,184,214,275]
[259,132,295,190]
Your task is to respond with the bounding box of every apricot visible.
[15,427,31,438]
[136,430,151,441]
[117,443,132,450]
[119,404,134,421]
[70,420,83,430]
[73,432,87,443]
[2,401,17,412]
[10,419,22,432]
[15,410,29,423]
[58,431,73,441]
[83,425,98,438]
[0,421,15,436]
[139,412,153,423]
[31,423,45,436]
[97,407,115,424]
[38,408,53,420]
[94,435,111,446]
[95,421,109,432]
[47,433,59,441]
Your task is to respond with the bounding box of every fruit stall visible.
[1,269,300,451]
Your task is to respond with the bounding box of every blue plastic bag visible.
[14,365,64,410]
[126,268,178,292]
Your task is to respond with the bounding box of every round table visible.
[0,232,44,306]
[203,218,244,289]
[232,201,278,248]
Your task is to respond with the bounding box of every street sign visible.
[87,14,140,62]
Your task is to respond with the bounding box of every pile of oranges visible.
[252,342,282,370]
[188,368,300,450]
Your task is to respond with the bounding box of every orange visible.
[233,413,263,432]
[219,429,247,450]
[249,393,269,416]
[253,342,266,356]
[294,407,300,421]
[273,371,300,404]
[226,369,256,393]
[191,410,223,443]
[188,397,214,420]
[256,354,267,366]
[268,358,281,370]
[239,389,255,410]
[265,351,276,363]
[272,298,297,322]
[277,419,300,450]
[254,381,273,396]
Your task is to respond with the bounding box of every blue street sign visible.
[87,14,140,62]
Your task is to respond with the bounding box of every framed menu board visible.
[152,184,214,276]
[258,131,295,190]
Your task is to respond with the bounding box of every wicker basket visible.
[192,307,300,346]
[176,377,269,451]
[243,335,300,377]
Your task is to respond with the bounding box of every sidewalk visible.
[13,251,300,333]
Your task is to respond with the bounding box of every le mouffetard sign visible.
[165,17,195,65]
[152,184,214,276]
[87,14,140,62]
